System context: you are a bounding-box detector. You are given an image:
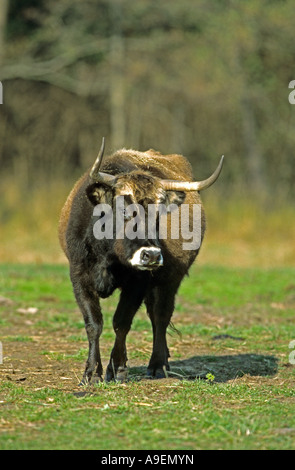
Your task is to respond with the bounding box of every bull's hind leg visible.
[145,282,179,378]
[70,269,103,384]
[105,281,146,382]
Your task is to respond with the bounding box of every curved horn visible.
[89,137,116,184]
[161,155,224,192]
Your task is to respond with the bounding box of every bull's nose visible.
[141,248,163,266]
[129,247,163,270]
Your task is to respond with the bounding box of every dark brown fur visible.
[59,148,206,382]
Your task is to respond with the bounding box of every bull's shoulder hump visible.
[104,149,193,181]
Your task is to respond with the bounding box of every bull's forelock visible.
[114,171,166,206]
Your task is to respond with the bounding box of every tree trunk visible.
[109,0,125,150]
[234,46,265,194]
[240,94,265,194]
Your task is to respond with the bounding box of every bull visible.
[58,138,224,383]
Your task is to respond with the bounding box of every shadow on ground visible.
[129,354,279,383]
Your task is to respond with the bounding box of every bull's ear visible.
[164,190,186,207]
[86,183,113,206]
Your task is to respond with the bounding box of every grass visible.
[1,150,295,450]
[0,379,294,450]
[0,263,295,450]
[0,187,294,449]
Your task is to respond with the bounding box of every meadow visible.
[0,197,295,450]
[1,0,295,452]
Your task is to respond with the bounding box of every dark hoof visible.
[146,366,169,379]
[105,366,128,382]
[116,366,128,382]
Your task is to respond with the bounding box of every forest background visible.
[0,0,294,266]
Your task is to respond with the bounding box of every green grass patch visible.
[0,263,295,450]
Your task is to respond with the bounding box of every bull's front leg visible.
[145,283,178,378]
[105,281,147,382]
[70,267,104,384]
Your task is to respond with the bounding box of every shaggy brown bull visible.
[59,139,224,383]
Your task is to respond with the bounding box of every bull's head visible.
[86,138,224,271]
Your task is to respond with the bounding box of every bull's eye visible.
[122,208,139,221]
[122,208,132,221]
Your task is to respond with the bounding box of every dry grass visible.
[200,196,295,268]
[1,179,294,267]
[0,179,69,264]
